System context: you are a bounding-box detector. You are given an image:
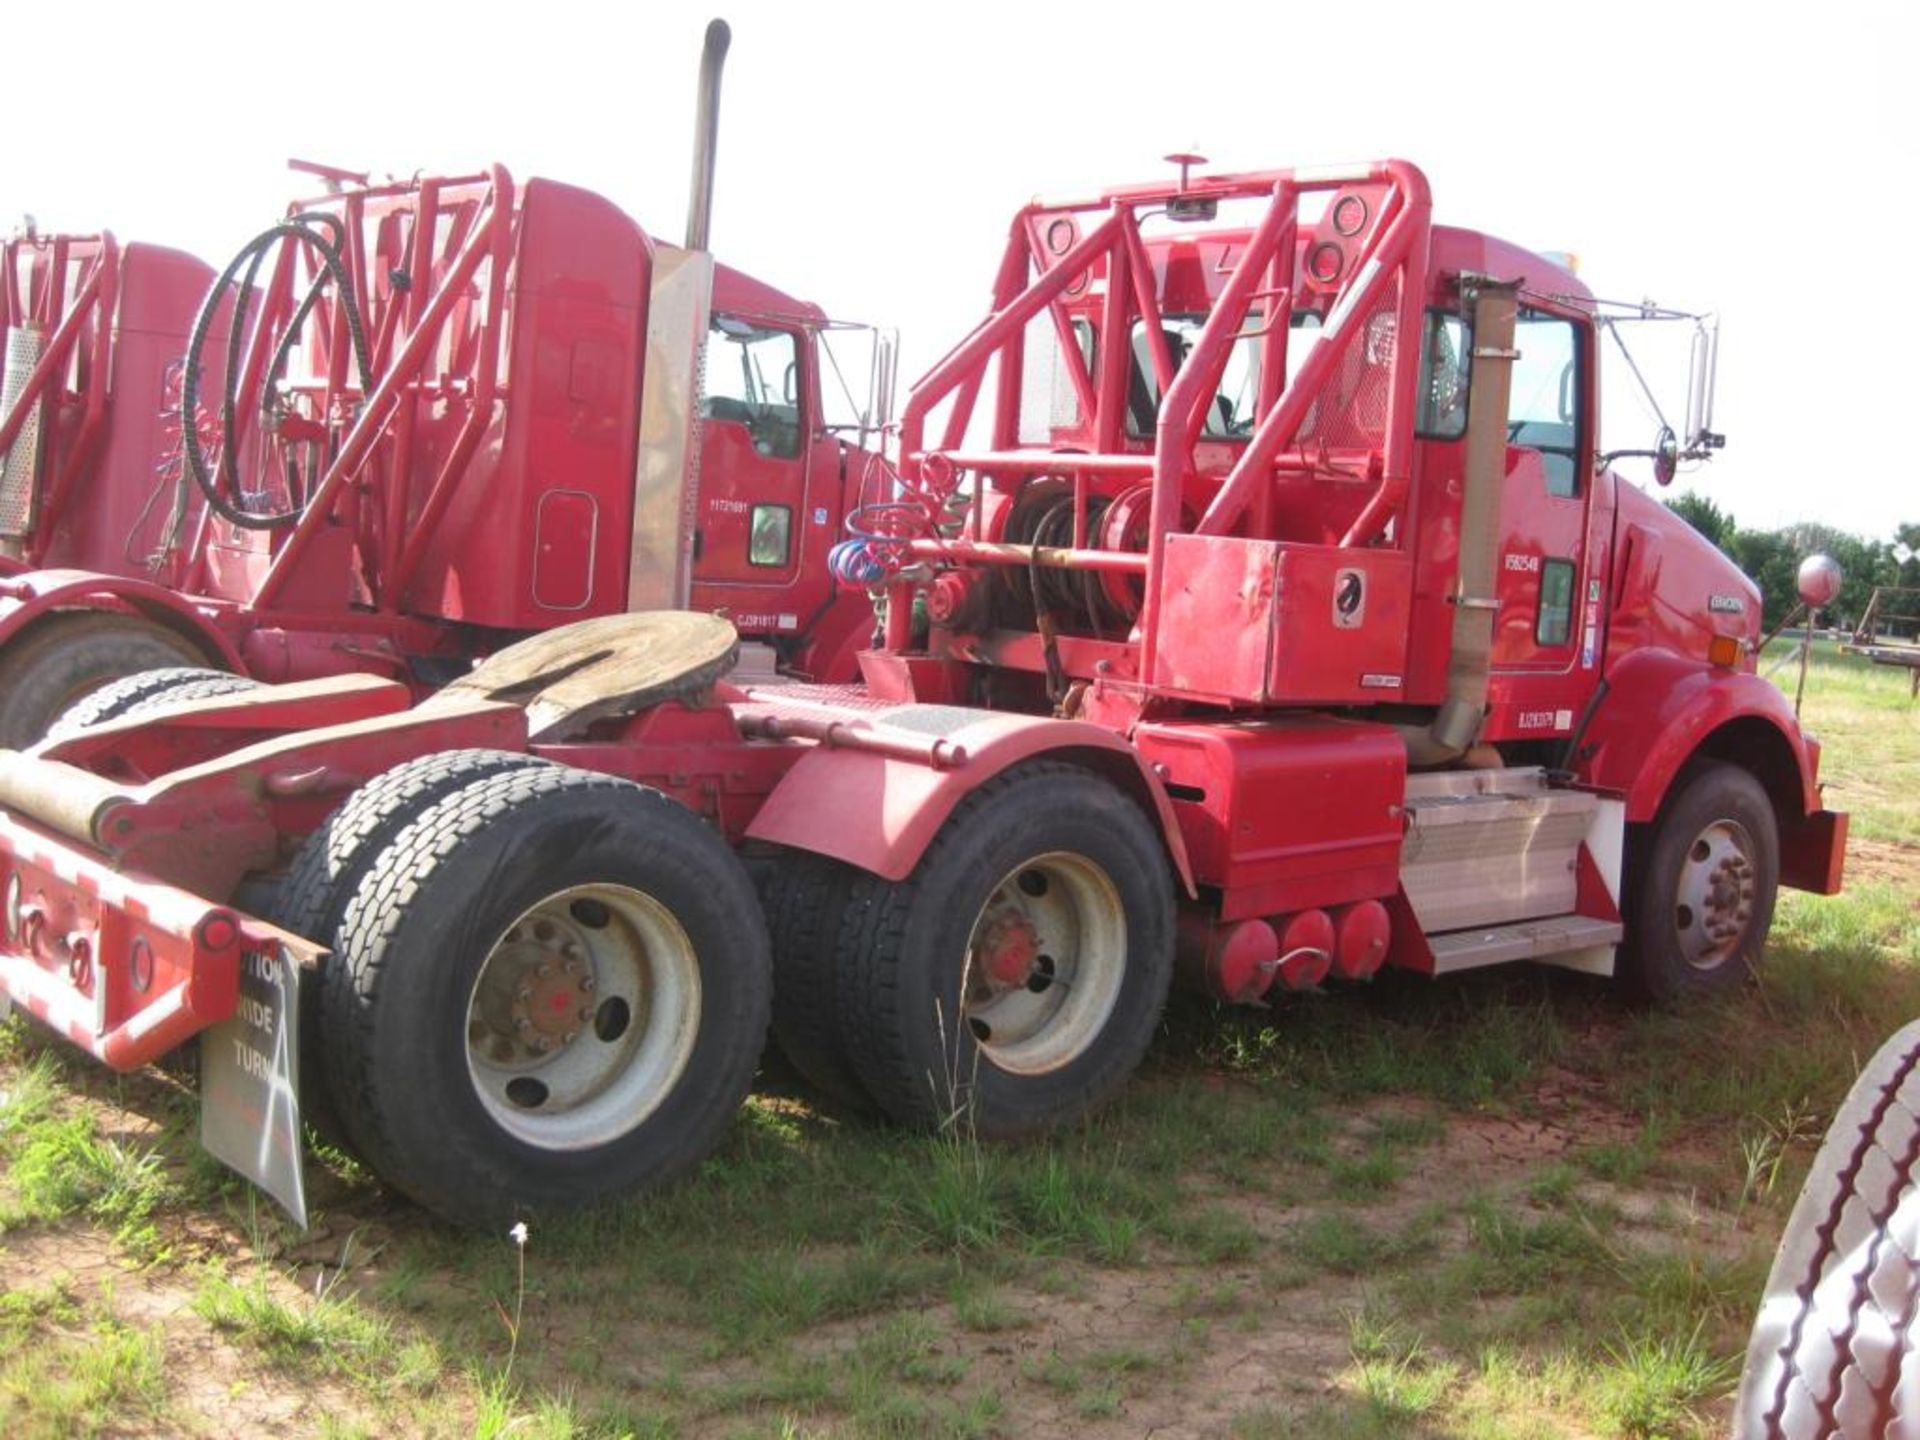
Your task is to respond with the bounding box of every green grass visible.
[191,1267,393,1378]
[0,1055,177,1256]
[1787,641,1920,846]
[0,1279,168,1439]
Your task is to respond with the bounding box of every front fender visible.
[745,705,1196,894]
[1580,648,1820,822]
[0,568,242,670]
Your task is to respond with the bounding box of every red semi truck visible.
[0,93,884,747]
[0,151,1847,1227]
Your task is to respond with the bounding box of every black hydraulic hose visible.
[181,211,374,530]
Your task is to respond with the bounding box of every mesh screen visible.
[1296,277,1400,453]
[0,323,48,537]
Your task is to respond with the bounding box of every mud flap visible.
[200,944,307,1229]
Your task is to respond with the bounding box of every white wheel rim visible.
[959,851,1127,1076]
[464,883,700,1150]
[1673,819,1760,971]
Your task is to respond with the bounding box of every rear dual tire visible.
[273,750,556,1159]
[833,762,1175,1139]
[311,764,771,1224]
[0,616,209,747]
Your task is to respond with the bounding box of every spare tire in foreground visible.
[1736,1019,1920,1437]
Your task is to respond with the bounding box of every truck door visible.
[693,314,809,594]
[1486,307,1599,737]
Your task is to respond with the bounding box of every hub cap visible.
[960,851,1126,1076]
[1673,819,1759,971]
[465,883,700,1150]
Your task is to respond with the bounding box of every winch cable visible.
[180,211,374,530]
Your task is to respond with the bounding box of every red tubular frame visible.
[0,234,120,562]
[249,166,515,612]
[884,161,1434,681]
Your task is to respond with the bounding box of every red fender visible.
[0,568,244,671]
[745,706,1197,894]
[787,594,876,686]
[1579,647,1821,823]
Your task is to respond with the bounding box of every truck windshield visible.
[1125,312,1322,439]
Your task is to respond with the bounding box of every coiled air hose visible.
[180,211,375,530]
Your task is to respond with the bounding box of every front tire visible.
[1619,760,1779,1003]
[319,766,772,1224]
[835,761,1175,1139]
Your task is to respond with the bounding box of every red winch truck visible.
[0,113,1847,1225]
[0,37,883,748]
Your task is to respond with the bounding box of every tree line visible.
[1661,493,1919,636]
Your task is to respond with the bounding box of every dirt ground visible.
[0,1049,1760,1439]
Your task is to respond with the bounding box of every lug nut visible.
[515,1017,533,1034]
[579,975,596,993]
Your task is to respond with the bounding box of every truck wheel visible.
[1619,761,1779,1003]
[759,850,876,1116]
[47,666,256,739]
[274,750,556,1158]
[835,761,1175,1139]
[0,614,205,747]
[1735,1019,1920,1436]
[320,766,771,1224]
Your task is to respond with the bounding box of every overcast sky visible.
[7,0,1912,538]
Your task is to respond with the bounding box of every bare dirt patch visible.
[1844,837,1920,892]
[0,1227,388,1436]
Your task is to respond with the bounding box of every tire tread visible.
[760,850,875,1114]
[832,759,1173,1137]
[1738,1020,1920,1436]
[321,766,770,1222]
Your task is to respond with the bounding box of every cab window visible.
[703,318,802,458]
[1416,310,1469,438]
[1509,311,1582,498]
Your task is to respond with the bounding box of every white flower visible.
[508,1221,529,1247]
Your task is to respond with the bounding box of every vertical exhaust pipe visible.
[630,18,729,614]
[1428,277,1520,756]
[1396,276,1519,766]
[684,19,731,252]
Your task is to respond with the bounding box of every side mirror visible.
[1652,426,1679,487]
[1797,554,1843,609]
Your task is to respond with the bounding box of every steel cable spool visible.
[180,211,376,531]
